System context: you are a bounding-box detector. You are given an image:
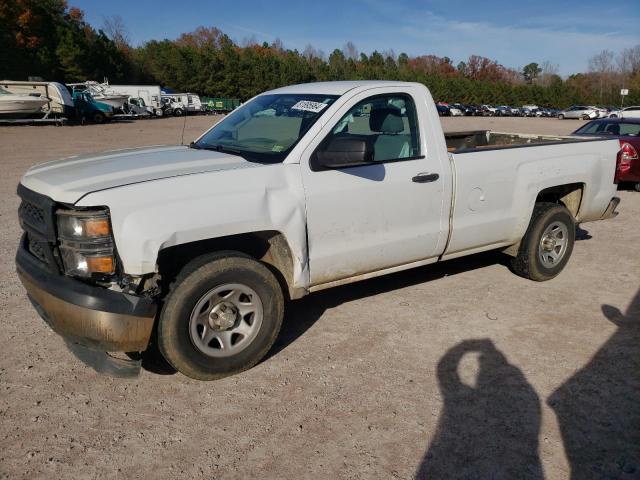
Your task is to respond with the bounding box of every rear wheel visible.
[510,202,576,281]
[173,108,184,116]
[634,183,640,192]
[158,252,284,380]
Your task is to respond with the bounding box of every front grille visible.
[17,184,59,272]
[26,235,48,264]
[19,201,47,232]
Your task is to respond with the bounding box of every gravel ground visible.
[0,116,638,479]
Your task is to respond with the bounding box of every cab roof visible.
[266,81,421,96]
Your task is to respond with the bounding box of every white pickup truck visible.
[16,81,621,380]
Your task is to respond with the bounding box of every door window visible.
[324,94,420,162]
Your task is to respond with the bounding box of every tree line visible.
[2,0,639,107]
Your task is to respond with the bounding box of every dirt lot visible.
[0,116,638,479]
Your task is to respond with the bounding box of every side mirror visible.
[314,137,374,170]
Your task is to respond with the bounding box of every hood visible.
[21,145,261,204]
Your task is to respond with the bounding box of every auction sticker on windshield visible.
[291,101,328,113]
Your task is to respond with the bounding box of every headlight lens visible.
[56,210,116,278]
[57,213,111,239]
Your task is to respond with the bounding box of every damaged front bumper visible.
[16,245,156,376]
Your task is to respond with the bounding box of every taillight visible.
[615,141,638,183]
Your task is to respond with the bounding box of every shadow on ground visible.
[415,339,544,479]
[414,287,640,480]
[548,288,640,479]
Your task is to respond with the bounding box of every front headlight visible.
[56,210,116,278]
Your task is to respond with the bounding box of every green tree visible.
[522,62,542,84]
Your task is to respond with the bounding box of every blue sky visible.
[76,0,639,75]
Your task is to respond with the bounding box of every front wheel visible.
[92,112,105,124]
[158,252,284,380]
[510,202,576,281]
[173,108,184,116]
[558,114,564,120]
[635,182,640,192]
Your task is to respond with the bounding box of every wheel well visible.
[535,183,584,218]
[503,183,584,258]
[157,231,296,300]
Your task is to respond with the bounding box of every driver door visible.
[300,87,449,287]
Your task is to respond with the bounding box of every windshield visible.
[194,93,338,163]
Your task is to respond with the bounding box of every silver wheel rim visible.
[538,221,569,268]
[188,283,263,358]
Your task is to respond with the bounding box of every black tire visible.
[158,252,284,380]
[635,182,640,192]
[93,112,105,124]
[173,108,184,116]
[510,202,576,281]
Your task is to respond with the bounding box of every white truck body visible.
[21,81,619,293]
[109,84,162,111]
[16,81,621,378]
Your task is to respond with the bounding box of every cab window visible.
[326,94,420,162]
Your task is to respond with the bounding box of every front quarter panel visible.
[76,164,309,288]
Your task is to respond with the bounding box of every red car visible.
[572,118,640,191]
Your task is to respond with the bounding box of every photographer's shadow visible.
[416,339,543,479]
[548,289,640,479]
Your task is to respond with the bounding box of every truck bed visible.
[445,130,602,153]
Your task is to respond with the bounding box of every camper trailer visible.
[161,93,202,115]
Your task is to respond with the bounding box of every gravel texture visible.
[0,116,638,479]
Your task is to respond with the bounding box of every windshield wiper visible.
[190,142,247,159]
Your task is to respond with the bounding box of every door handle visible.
[412,172,439,183]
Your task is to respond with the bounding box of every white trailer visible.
[108,85,163,115]
[161,93,202,115]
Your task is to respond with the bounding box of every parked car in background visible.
[558,106,598,120]
[448,105,463,116]
[436,104,451,116]
[464,104,482,116]
[607,107,622,118]
[617,106,640,119]
[495,106,512,116]
[480,105,497,116]
[572,118,640,191]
